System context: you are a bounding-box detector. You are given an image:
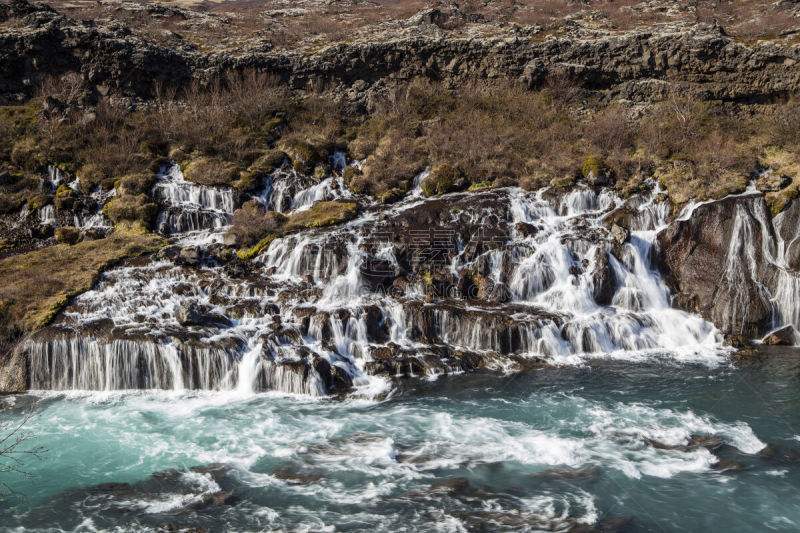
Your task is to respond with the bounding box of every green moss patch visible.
[235,201,358,259]
[285,201,358,230]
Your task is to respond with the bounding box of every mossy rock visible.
[582,156,605,179]
[55,184,75,197]
[26,193,53,210]
[237,234,278,260]
[183,156,243,187]
[767,185,800,216]
[103,194,159,229]
[421,164,464,197]
[55,226,80,245]
[54,194,76,211]
[233,171,259,192]
[117,172,157,196]
[280,139,324,175]
[378,188,404,204]
[313,163,331,181]
[11,137,47,171]
[78,163,109,192]
[248,150,287,174]
[285,201,358,231]
[0,192,25,214]
[342,166,362,184]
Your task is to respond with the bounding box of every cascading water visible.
[258,152,359,214]
[10,165,800,533]
[21,161,743,396]
[152,163,236,243]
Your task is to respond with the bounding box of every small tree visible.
[0,401,46,497]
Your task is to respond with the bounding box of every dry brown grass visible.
[35,0,799,48]
[0,230,165,332]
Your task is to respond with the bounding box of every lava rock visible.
[763,325,795,346]
[176,302,232,328]
[590,249,617,306]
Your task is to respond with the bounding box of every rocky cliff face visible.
[1,0,798,107]
[659,194,800,341]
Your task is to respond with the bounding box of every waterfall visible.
[27,171,752,396]
[39,205,56,225]
[259,151,358,214]
[152,164,236,243]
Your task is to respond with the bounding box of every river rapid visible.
[2,351,800,532]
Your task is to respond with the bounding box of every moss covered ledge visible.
[0,229,166,332]
[234,201,358,260]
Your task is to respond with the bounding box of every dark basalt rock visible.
[763,325,795,346]
[272,467,323,484]
[590,249,617,306]
[312,357,353,395]
[658,195,781,337]
[569,516,634,533]
[176,302,232,329]
[3,0,800,110]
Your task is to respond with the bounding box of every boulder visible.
[610,224,629,245]
[591,249,617,306]
[762,325,795,346]
[178,246,202,266]
[658,195,776,337]
[176,302,232,328]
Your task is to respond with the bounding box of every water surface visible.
[2,352,799,532]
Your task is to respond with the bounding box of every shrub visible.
[225,201,287,247]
